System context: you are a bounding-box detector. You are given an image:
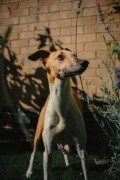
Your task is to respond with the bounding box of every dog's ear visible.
[28,50,50,62]
[64,48,72,52]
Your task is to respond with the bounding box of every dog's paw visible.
[26,169,33,178]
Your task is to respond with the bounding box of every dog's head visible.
[28,50,89,82]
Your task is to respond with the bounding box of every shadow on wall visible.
[0,43,49,110]
[0,27,79,134]
[0,27,109,153]
[0,27,66,111]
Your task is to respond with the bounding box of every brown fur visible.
[33,89,83,149]
[26,50,89,180]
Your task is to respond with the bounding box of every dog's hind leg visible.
[26,128,41,178]
[75,143,88,180]
[26,146,36,178]
[26,110,45,178]
[26,97,50,178]
[63,145,70,167]
[57,144,70,167]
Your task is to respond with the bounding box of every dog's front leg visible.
[43,130,53,180]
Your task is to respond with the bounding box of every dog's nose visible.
[80,60,89,67]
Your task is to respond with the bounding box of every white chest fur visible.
[44,78,86,146]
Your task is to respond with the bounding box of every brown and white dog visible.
[26,49,89,180]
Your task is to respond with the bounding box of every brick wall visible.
[0,0,120,109]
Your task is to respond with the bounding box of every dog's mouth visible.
[63,60,89,77]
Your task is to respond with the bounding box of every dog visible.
[26,49,89,180]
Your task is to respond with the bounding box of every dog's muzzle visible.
[63,60,89,77]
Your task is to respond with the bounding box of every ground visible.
[0,139,115,180]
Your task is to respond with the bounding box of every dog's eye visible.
[57,54,64,61]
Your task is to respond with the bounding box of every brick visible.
[95,58,111,68]
[85,42,107,51]
[60,0,72,2]
[39,12,60,22]
[20,47,37,55]
[72,16,96,26]
[0,26,7,34]
[10,47,20,55]
[107,14,120,23]
[80,83,97,98]
[54,36,72,44]
[87,59,98,68]
[2,17,19,26]
[17,54,28,61]
[27,59,42,70]
[83,7,97,16]
[74,26,84,35]
[19,32,35,39]
[50,28,61,36]
[50,0,61,3]
[82,77,108,86]
[77,43,85,52]
[99,0,112,5]
[96,32,120,42]
[11,9,29,17]
[97,51,109,59]
[20,15,39,24]
[34,30,46,38]
[4,48,10,59]
[83,6,109,18]
[97,33,110,41]
[11,40,29,47]
[19,0,38,9]
[1,3,19,11]
[0,0,9,4]
[12,24,29,32]
[30,6,49,15]
[72,34,96,43]
[50,2,72,12]
[97,68,110,77]
[49,19,71,28]
[73,0,96,10]
[82,68,97,77]
[9,32,19,40]
[84,24,106,33]
[82,0,96,7]
[0,11,10,19]
[62,43,84,52]
[29,39,39,47]
[77,51,96,60]
[35,0,51,5]
[111,23,120,32]
[60,10,76,19]
[29,22,49,31]
[85,86,97,96]
[63,44,76,51]
[61,27,75,36]
[61,27,82,36]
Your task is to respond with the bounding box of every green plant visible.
[87,1,120,178]
[0,26,15,108]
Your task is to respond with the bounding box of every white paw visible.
[26,169,33,178]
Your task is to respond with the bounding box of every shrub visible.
[88,1,120,178]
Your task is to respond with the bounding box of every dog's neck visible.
[48,77,72,117]
[49,78,70,96]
